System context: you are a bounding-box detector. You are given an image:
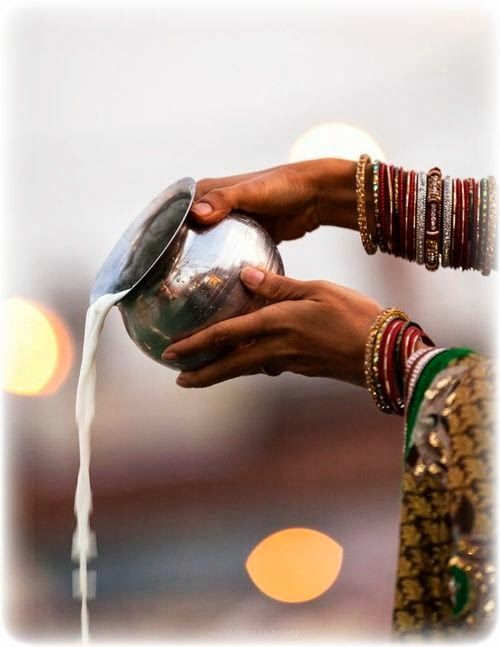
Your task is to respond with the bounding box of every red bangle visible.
[395,321,413,396]
[382,319,405,413]
[453,179,464,268]
[398,167,406,258]
[461,178,469,269]
[391,166,399,256]
[406,327,422,361]
[402,171,408,259]
[464,178,473,269]
[387,164,394,254]
[377,318,399,414]
[450,178,457,267]
[378,162,388,252]
[376,317,393,405]
[472,178,481,270]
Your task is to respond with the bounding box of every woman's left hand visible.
[162,267,382,389]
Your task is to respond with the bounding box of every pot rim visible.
[90,177,196,304]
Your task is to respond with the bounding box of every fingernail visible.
[176,374,191,388]
[191,202,213,217]
[241,266,265,288]
[162,349,177,360]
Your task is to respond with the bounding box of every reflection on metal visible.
[91,177,283,372]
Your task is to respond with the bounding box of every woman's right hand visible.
[189,158,361,243]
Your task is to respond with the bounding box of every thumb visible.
[240,266,310,302]
[190,186,240,224]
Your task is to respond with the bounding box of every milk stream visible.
[73,290,127,642]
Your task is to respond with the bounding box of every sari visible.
[393,349,495,637]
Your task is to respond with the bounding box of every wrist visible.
[310,158,375,235]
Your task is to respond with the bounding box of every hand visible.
[189,158,361,243]
[162,267,383,388]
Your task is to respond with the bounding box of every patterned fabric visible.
[393,352,495,638]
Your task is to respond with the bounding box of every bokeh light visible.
[1,297,74,396]
[289,122,385,162]
[245,527,343,603]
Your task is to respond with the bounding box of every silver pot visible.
[90,177,284,371]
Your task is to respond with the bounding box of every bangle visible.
[378,319,405,414]
[424,167,442,271]
[460,178,468,269]
[369,160,495,273]
[387,165,394,253]
[380,163,391,251]
[406,171,417,262]
[365,307,409,414]
[482,176,496,275]
[478,178,489,271]
[400,170,409,259]
[372,161,385,253]
[394,321,412,395]
[472,179,481,270]
[392,167,401,257]
[465,178,475,269]
[356,154,378,255]
[441,175,453,267]
[452,179,465,268]
[416,172,427,264]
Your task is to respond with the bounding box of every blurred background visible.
[1,0,497,642]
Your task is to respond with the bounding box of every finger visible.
[176,338,280,388]
[240,266,312,302]
[194,168,277,202]
[190,172,284,224]
[161,309,271,361]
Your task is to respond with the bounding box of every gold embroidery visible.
[393,354,495,637]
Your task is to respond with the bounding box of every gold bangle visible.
[356,154,378,255]
[364,307,409,413]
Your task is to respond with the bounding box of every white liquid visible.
[73,290,127,642]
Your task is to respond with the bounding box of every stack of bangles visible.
[364,307,435,415]
[355,154,497,275]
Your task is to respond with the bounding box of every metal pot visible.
[90,177,284,371]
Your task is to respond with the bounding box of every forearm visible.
[311,158,375,236]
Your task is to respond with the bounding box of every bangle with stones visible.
[416,172,427,264]
[482,175,496,275]
[365,307,409,414]
[478,178,489,271]
[441,175,453,267]
[372,161,386,253]
[356,154,378,255]
[424,166,442,271]
[406,171,417,261]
